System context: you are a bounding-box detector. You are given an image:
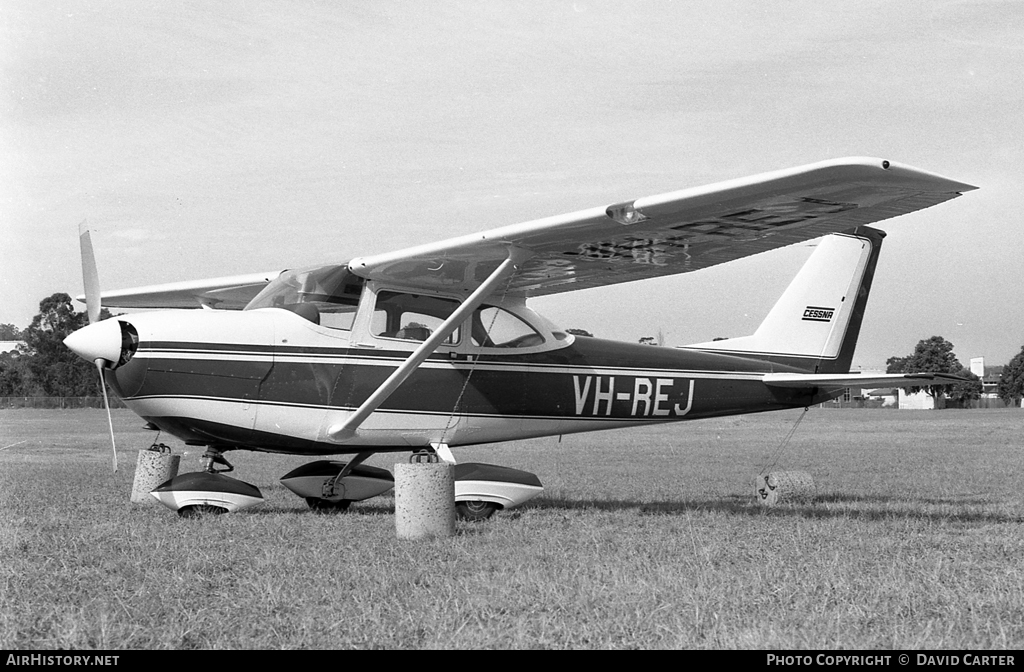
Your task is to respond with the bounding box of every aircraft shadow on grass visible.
[521,494,1024,525]
[233,493,1022,527]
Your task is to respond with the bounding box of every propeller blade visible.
[96,361,118,473]
[79,220,101,324]
[77,222,117,472]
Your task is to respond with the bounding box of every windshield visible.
[245,264,365,330]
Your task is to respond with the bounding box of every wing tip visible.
[872,157,979,193]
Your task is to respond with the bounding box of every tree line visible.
[0,293,111,398]
[886,335,1023,407]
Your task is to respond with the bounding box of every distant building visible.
[898,388,938,409]
[0,341,23,354]
[982,371,1003,399]
[842,385,934,409]
[821,383,893,408]
[863,388,897,407]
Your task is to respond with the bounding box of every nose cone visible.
[64,319,124,366]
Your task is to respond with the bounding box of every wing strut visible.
[327,246,532,442]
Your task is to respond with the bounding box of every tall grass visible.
[2,408,1022,649]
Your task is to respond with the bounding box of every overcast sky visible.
[2,1,1021,369]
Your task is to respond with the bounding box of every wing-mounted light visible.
[606,200,649,226]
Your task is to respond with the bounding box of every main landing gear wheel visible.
[305,497,352,513]
[177,504,228,518]
[456,500,499,522]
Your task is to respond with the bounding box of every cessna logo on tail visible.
[802,306,835,322]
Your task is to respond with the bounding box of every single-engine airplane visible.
[63,157,976,518]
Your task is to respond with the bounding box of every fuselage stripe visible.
[122,393,667,423]
[135,348,770,380]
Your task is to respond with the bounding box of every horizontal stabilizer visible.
[762,372,969,389]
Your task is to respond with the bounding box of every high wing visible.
[348,157,976,295]
[86,157,975,309]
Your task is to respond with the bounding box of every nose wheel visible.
[305,497,352,513]
[456,500,499,521]
[178,504,228,518]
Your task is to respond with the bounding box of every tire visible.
[305,497,352,513]
[456,500,499,521]
[177,504,228,518]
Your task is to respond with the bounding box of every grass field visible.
[1,407,1022,650]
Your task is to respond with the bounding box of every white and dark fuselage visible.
[105,309,836,456]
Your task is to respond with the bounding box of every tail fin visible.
[685,226,884,373]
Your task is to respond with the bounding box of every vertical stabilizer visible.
[684,227,885,373]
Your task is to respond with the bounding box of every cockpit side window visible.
[471,306,545,348]
[371,291,460,344]
[245,265,365,330]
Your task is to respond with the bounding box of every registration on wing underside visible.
[572,375,695,417]
[562,197,858,266]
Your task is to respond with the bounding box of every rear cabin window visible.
[372,291,460,344]
[471,306,544,348]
